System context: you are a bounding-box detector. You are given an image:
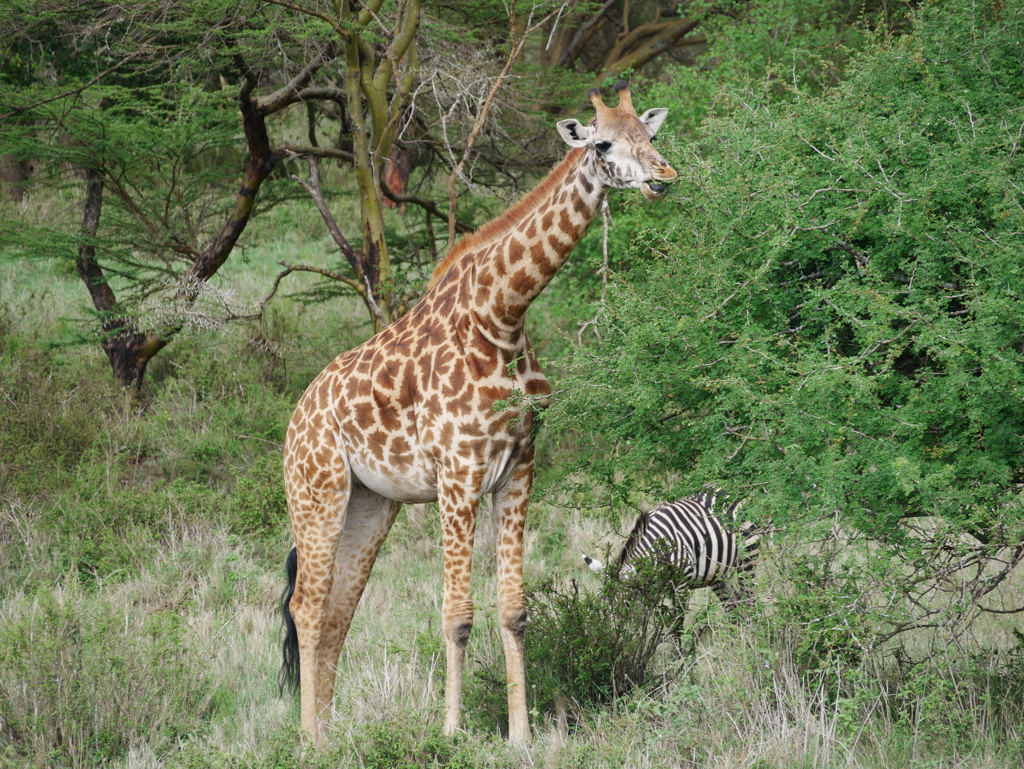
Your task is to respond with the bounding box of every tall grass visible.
[3,215,1024,768]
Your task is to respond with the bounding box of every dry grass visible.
[4,461,1023,766]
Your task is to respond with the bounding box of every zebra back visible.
[618,489,755,589]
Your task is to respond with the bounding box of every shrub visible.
[553,0,1024,640]
[43,471,229,586]
[351,720,514,769]
[468,563,686,731]
[0,345,111,500]
[225,451,288,542]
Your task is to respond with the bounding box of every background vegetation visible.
[2,1,1024,766]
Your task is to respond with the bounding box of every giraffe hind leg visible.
[310,486,402,721]
[286,470,351,741]
[285,476,402,742]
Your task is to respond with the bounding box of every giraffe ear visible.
[556,119,594,148]
[639,108,668,136]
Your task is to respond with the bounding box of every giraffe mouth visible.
[641,180,671,200]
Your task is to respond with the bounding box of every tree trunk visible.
[344,16,393,331]
[75,168,168,393]
[101,332,167,393]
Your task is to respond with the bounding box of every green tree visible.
[555,0,1024,641]
[0,0,917,393]
[0,1,345,389]
[0,1,547,390]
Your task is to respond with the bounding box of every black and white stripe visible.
[583,490,763,608]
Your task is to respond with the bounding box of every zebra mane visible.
[618,509,652,567]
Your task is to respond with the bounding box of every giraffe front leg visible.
[492,456,534,745]
[438,469,481,736]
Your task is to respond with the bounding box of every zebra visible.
[582,489,764,610]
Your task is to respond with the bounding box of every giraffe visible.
[280,82,677,744]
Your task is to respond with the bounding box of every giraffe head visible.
[556,82,677,200]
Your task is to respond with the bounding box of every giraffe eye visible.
[649,135,658,144]
[594,140,612,154]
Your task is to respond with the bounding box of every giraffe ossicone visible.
[280,83,676,745]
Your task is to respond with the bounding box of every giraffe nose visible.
[656,165,678,181]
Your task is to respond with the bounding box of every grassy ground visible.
[3,209,1024,768]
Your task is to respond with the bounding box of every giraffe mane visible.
[428,147,586,288]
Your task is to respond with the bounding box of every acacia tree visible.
[266,0,422,330]
[554,0,1024,647]
[0,0,463,387]
[0,1,351,390]
[0,1,576,390]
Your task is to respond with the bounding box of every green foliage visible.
[555,0,1024,540]
[544,0,910,377]
[38,469,225,586]
[0,334,112,498]
[356,722,476,769]
[225,452,288,541]
[0,284,297,590]
[777,551,868,678]
[648,0,913,136]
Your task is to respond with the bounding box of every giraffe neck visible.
[466,149,606,342]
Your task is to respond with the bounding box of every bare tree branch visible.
[446,1,572,243]
[380,178,473,233]
[290,156,361,268]
[601,16,704,77]
[275,260,366,293]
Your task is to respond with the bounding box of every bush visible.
[553,0,1024,637]
[224,451,288,542]
[42,471,229,586]
[348,720,518,769]
[0,344,111,500]
[468,564,686,730]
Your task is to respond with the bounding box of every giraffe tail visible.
[278,546,300,696]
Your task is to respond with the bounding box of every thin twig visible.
[446,1,572,243]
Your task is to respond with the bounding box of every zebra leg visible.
[711,573,755,614]
[666,584,690,637]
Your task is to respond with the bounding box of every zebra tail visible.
[279,546,300,696]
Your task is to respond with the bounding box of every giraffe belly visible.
[346,437,526,504]
[349,455,440,504]
[348,451,523,503]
